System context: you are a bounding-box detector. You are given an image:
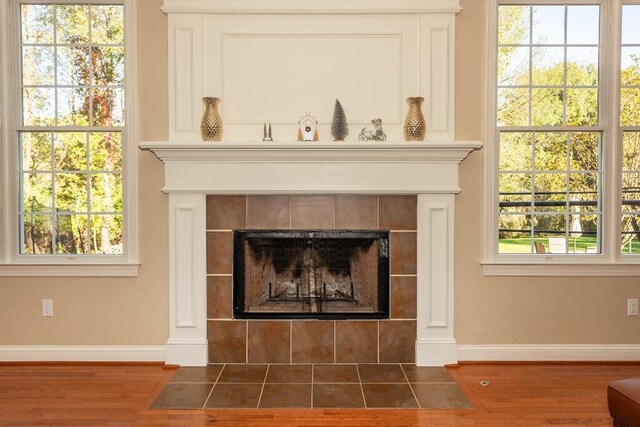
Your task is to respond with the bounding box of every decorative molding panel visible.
[162,0,463,15]
[220,33,403,126]
[167,193,207,366]
[168,15,203,141]
[174,205,197,328]
[420,14,454,138]
[426,205,450,328]
[0,346,165,362]
[416,194,456,365]
[168,11,456,141]
[169,194,206,333]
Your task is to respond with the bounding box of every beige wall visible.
[0,0,169,346]
[454,0,640,344]
[0,0,638,349]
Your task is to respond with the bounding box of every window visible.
[484,1,640,273]
[621,4,640,254]
[0,0,138,274]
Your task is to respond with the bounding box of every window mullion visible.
[603,0,623,261]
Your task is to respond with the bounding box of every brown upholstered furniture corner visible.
[608,378,640,427]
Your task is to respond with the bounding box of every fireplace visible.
[233,230,390,319]
[145,0,479,369]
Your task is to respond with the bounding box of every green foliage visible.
[497,6,640,254]
[19,5,124,255]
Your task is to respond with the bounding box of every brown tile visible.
[313,364,359,383]
[313,384,365,408]
[206,231,232,274]
[411,383,472,408]
[379,321,416,363]
[217,364,268,383]
[401,365,455,383]
[291,196,334,229]
[248,321,291,363]
[291,321,334,363]
[390,232,417,274]
[266,364,312,383]
[169,365,223,383]
[335,321,378,363]
[379,195,417,230]
[207,320,246,363]
[362,383,418,408]
[390,276,417,319]
[207,276,232,319]
[357,364,406,383]
[247,196,290,229]
[335,195,378,229]
[259,384,312,408]
[313,364,360,383]
[205,383,262,408]
[206,195,246,230]
[150,383,213,409]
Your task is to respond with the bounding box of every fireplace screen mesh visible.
[233,230,389,319]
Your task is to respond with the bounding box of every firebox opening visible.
[233,230,390,319]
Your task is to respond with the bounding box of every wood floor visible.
[0,362,638,426]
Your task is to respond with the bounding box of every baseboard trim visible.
[0,346,166,362]
[458,344,640,362]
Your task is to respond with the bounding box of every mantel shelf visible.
[139,140,483,164]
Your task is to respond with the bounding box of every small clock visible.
[298,111,318,141]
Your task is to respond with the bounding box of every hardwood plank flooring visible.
[0,362,638,426]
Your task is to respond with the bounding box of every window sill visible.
[481,261,640,277]
[0,262,140,277]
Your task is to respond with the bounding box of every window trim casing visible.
[482,0,640,276]
[0,0,139,276]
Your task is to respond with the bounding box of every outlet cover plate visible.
[42,299,53,317]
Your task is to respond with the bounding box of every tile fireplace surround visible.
[143,0,481,367]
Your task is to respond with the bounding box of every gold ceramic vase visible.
[403,96,426,141]
[200,97,223,141]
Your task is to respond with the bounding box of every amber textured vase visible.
[200,97,223,141]
[403,96,426,141]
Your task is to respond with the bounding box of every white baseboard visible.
[458,344,640,362]
[0,345,166,362]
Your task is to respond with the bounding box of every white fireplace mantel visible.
[155,0,477,366]
[141,140,482,366]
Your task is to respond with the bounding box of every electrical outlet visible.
[628,299,638,316]
[42,299,53,317]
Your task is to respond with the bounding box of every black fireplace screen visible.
[233,230,390,319]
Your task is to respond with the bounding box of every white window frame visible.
[482,0,640,276]
[0,0,139,276]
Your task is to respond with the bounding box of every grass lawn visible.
[499,237,640,254]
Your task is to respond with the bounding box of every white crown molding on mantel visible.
[140,141,482,195]
[161,0,462,15]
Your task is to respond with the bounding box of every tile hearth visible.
[151,364,472,410]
